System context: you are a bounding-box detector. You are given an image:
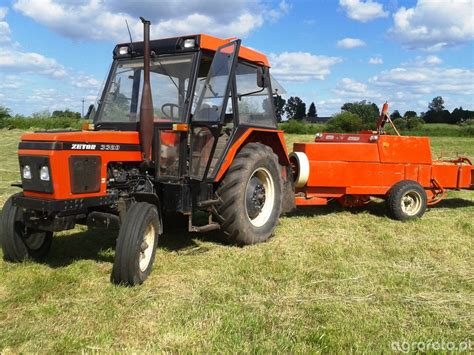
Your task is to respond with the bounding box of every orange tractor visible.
[1,19,473,285]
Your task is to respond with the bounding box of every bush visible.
[278,120,326,134]
[392,118,407,131]
[406,117,424,130]
[341,101,379,130]
[326,112,363,133]
[460,119,474,137]
[1,115,84,130]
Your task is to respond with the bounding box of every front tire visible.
[386,180,427,221]
[111,202,161,286]
[213,143,283,245]
[1,194,53,262]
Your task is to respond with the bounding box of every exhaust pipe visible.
[139,17,154,162]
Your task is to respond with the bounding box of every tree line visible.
[389,96,474,125]
[0,106,83,130]
[273,96,317,122]
[276,95,474,127]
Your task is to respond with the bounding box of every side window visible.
[193,41,239,122]
[235,63,276,128]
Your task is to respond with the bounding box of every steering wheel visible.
[161,103,180,120]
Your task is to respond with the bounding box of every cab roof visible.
[113,33,270,67]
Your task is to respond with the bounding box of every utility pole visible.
[81,98,85,118]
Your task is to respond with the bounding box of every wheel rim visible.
[23,231,46,250]
[245,167,275,227]
[139,223,155,272]
[400,190,422,216]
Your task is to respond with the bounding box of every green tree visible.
[295,101,306,120]
[307,102,317,118]
[52,109,81,120]
[0,105,11,119]
[0,105,11,129]
[341,100,379,129]
[273,95,286,122]
[428,96,445,112]
[392,118,407,130]
[285,96,305,120]
[326,112,363,133]
[450,107,474,124]
[404,110,417,118]
[390,110,401,120]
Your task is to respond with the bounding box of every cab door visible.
[190,40,241,181]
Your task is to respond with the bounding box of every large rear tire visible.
[386,180,427,221]
[111,202,160,286]
[213,143,283,245]
[1,194,53,262]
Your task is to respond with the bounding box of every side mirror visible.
[257,67,268,88]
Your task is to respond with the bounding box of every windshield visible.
[97,53,195,123]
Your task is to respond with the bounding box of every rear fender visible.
[214,127,290,182]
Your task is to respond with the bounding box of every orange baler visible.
[290,132,473,219]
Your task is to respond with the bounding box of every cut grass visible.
[0,129,473,352]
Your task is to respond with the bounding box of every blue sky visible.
[0,0,473,117]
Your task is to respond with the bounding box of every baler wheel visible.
[111,202,160,286]
[213,143,282,245]
[0,193,52,262]
[386,180,427,221]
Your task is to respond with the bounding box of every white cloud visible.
[72,74,100,89]
[370,66,474,95]
[0,75,26,90]
[334,77,382,100]
[13,0,287,42]
[318,58,474,115]
[415,55,442,65]
[0,7,11,43]
[337,37,366,49]
[0,9,101,115]
[0,49,67,78]
[367,58,474,113]
[339,0,388,22]
[390,0,474,51]
[268,0,291,21]
[368,56,383,64]
[0,6,67,79]
[269,52,342,82]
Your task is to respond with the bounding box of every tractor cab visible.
[93,34,278,183]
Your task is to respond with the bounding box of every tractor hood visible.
[19,130,141,152]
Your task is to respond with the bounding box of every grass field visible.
[0,129,473,352]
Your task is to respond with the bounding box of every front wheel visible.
[213,143,283,245]
[111,202,161,286]
[1,194,53,262]
[386,180,427,221]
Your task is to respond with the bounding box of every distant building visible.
[304,116,331,124]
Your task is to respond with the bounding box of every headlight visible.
[40,166,50,181]
[183,39,196,48]
[118,46,129,55]
[22,165,32,179]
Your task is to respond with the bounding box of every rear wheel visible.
[111,202,160,286]
[386,180,427,220]
[1,194,53,262]
[213,143,283,245]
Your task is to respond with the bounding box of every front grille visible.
[19,156,54,193]
[69,155,101,194]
